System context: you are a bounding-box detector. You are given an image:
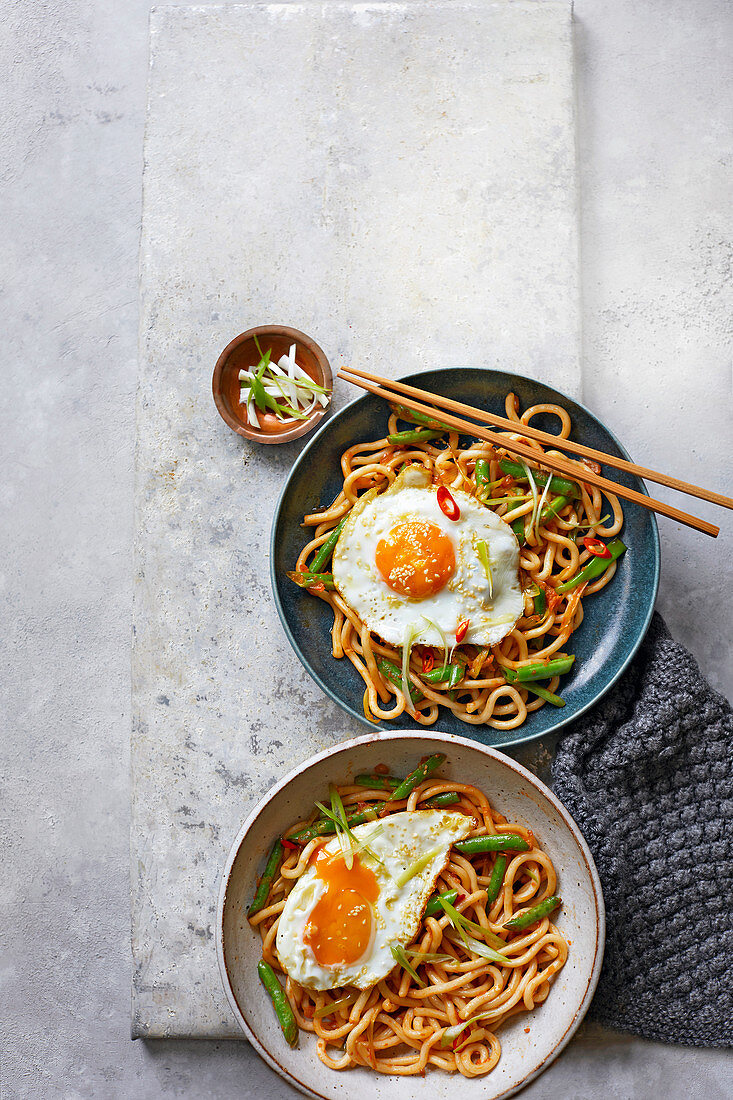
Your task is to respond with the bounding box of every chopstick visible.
[343,367,733,513]
[337,368,720,538]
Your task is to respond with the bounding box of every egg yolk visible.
[375,521,455,599]
[304,848,379,967]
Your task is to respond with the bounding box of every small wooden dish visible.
[212,325,332,443]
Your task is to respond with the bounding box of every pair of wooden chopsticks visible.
[337,367,731,538]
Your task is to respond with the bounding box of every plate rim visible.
[216,728,607,1100]
[270,367,661,747]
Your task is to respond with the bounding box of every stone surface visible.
[2,0,731,1096]
[133,0,582,1039]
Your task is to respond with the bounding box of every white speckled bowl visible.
[217,732,605,1100]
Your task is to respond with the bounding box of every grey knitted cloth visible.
[552,613,732,1047]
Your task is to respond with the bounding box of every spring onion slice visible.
[396,847,443,888]
[390,944,425,987]
[404,948,454,963]
[314,800,387,873]
[475,539,493,598]
[314,994,357,1019]
[329,785,353,869]
[438,897,508,951]
[450,929,511,966]
[421,615,449,678]
[439,1009,500,1048]
[521,460,539,538]
[534,474,553,541]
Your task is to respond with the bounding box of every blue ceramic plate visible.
[270,369,660,748]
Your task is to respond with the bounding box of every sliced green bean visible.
[504,895,562,930]
[474,458,491,486]
[454,834,530,855]
[424,889,459,917]
[499,458,580,499]
[556,538,627,593]
[486,855,507,904]
[354,773,400,791]
[504,672,565,707]
[422,792,461,808]
[387,428,444,445]
[390,403,452,431]
[421,662,464,689]
[387,753,446,803]
[512,517,526,546]
[257,960,298,1047]
[540,494,569,523]
[507,655,575,682]
[376,657,423,703]
[287,570,336,590]
[310,517,347,573]
[248,840,284,917]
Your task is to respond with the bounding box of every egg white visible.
[332,465,523,647]
[275,810,473,991]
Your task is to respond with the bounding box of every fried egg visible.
[331,465,523,647]
[276,810,472,990]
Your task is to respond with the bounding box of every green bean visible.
[512,517,526,546]
[289,807,378,844]
[387,753,446,803]
[422,792,461,808]
[556,538,627,593]
[454,834,530,855]
[257,960,299,1047]
[499,458,580,499]
[474,458,491,486]
[504,895,562,930]
[286,570,336,590]
[424,889,459,917]
[504,673,565,707]
[248,840,284,917]
[310,517,347,573]
[486,855,507,904]
[376,657,423,703]
[387,428,444,445]
[354,773,400,790]
[540,494,569,523]
[390,403,451,431]
[421,662,464,689]
[507,655,575,682]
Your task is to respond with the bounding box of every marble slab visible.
[132,0,580,1038]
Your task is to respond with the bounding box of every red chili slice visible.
[456,619,470,644]
[437,485,460,521]
[281,838,299,850]
[583,536,611,559]
[422,650,435,674]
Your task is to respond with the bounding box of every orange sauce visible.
[304,848,379,967]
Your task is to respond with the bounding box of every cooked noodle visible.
[293,393,624,729]
[251,777,569,1077]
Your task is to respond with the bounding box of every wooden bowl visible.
[212,325,332,443]
[217,730,605,1100]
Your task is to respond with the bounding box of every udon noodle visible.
[250,773,569,1077]
[292,393,624,729]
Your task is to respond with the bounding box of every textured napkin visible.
[552,613,732,1047]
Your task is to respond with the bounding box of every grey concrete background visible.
[2,1,731,1098]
